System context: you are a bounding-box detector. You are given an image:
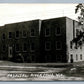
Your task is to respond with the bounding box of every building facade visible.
[0,17,84,63]
[0,20,40,63]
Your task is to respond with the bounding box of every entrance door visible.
[70,54,73,63]
[8,47,13,58]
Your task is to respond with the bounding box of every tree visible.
[75,3,84,25]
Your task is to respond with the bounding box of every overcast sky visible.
[0,4,79,26]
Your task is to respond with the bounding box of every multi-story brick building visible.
[0,20,40,63]
[0,17,84,63]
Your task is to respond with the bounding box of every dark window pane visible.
[23,43,27,51]
[56,27,61,35]
[45,42,51,50]
[15,44,19,51]
[76,54,78,60]
[2,34,5,39]
[30,29,35,36]
[9,32,12,38]
[16,31,19,38]
[45,28,50,36]
[70,41,72,49]
[31,54,36,62]
[30,43,35,51]
[10,49,12,55]
[2,45,6,51]
[80,54,82,60]
[56,41,61,50]
[23,31,27,37]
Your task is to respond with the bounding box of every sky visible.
[0,4,80,26]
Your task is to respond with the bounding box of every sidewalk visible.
[0,61,73,68]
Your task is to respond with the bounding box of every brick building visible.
[0,17,84,63]
[0,20,40,62]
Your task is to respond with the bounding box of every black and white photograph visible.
[0,3,84,81]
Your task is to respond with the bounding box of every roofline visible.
[5,19,41,26]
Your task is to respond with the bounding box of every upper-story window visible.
[22,30,27,38]
[16,31,19,38]
[45,41,51,51]
[55,27,61,35]
[56,41,61,50]
[2,33,5,40]
[30,29,35,37]
[9,32,12,39]
[23,43,27,51]
[45,28,50,37]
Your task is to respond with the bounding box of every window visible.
[70,54,73,63]
[45,28,50,36]
[23,43,27,51]
[2,33,5,40]
[16,31,19,38]
[45,55,51,62]
[9,32,12,39]
[70,54,73,59]
[70,41,72,49]
[55,27,61,35]
[10,49,12,55]
[30,29,35,36]
[15,44,19,51]
[75,42,78,49]
[45,41,51,51]
[56,41,61,50]
[57,55,62,62]
[76,54,78,60]
[31,54,36,62]
[30,42,35,51]
[23,30,27,37]
[76,29,80,36]
[80,54,82,60]
[2,45,6,51]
